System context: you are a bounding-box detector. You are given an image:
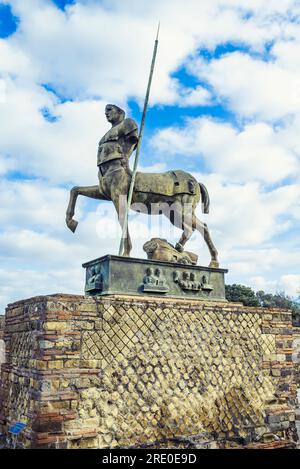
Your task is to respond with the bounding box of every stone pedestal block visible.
[83,255,228,301]
[0,294,298,449]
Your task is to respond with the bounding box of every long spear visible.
[118,24,160,256]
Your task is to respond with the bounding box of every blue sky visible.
[0,0,299,311]
[0,4,18,37]
[52,0,75,9]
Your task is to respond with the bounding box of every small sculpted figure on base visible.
[143,238,198,265]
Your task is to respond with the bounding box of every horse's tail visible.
[199,182,210,214]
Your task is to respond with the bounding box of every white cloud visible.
[175,85,212,107]
[0,179,67,228]
[273,40,300,72]
[0,0,299,185]
[0,0,299,311]
[0,229,85,265]
[0,79,7,103]
[249,274,300,298]
[188,51,300,120]
[5,0,184,104]
[152,118,299,184]
[0,154,14,175]
[0,268,84,314]
[5,0,300,104]
[0,38,34,79]
[276,115,300,165]
[138,162,167,172]
[279,275,300,297]
[178,172,300,289]
[189,172,299,248]
[0,78,109,183]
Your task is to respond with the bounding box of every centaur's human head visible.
[105,104,125,125]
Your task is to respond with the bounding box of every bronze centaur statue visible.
[66,104,219,267]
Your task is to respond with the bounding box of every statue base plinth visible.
[82,255,228,301]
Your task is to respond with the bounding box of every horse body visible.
[66,158,219,266]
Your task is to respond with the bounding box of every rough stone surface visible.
[0,315,5,395]
[0,315,4,336]
[293,323,300,447]
[0,294,298,449]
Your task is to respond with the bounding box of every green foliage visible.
[256,290,296,310]
[225,284,300,325]
[225,284,260,307]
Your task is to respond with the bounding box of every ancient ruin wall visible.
[0,294,297,449]
[0,316,4,365]
[293,320,300,442]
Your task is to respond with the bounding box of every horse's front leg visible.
[66,185,102,233]
[112,195,132,257]
[118,210,133,257]
[122,225,132,257]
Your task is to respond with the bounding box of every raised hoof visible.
[66,218,78,233]
[209,260,219,269]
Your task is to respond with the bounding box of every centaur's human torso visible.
[97,118,138,165]
[96,117,202,209]
[97,117,138,199]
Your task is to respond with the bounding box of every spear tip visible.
[156,21,160,41]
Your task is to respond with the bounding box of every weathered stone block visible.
[43,322,69,331]
[48,360,64,369]
[0,294,297,449]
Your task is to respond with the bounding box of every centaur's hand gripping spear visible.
[118,24,160,256]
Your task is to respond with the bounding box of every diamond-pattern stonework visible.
[5,331,37,424]
[10,331,37,361]
[1,294,297,449]
[6,381,31,424]
[78,303,275,445]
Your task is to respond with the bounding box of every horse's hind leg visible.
[164,204,219,267]
[175,217,193,253]
[194,215,219,267]
[163,204,193,252]
[66,185,103,233]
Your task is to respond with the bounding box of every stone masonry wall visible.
[0,294,298,449]
[0,315,4,337]
[0,315,5,393]
[293,323,300,443]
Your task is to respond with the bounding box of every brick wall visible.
[0,315,5,382]
[0,315,4,337]
[0,294,298,449]
[293,322,300,445]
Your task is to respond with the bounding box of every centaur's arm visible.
[122,118,139,159]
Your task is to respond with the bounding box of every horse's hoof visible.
[175,243,184,253]
[209,260,219,269]
[66,219,78,233]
